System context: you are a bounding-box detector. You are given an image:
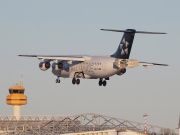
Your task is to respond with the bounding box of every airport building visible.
[0,80,177,134]
[0,113,176,135]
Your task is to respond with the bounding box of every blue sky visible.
[0,0,180,130]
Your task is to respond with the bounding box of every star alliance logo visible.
[120,38,129,55]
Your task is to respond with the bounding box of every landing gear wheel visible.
[56,79,60,83]
[55,79,58,83]
[99,80,103,86]
[72,78,76,85]
[99,78,103,86]
[103,81,107,86]
[76,79,80,85]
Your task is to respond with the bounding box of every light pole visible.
[143,113,148,135]
[92,115,97,131]
[178,115,180,135]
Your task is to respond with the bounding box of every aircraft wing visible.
[18,55,85,62]
[139,61,168,68]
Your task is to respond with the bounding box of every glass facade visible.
[9,90,24,94]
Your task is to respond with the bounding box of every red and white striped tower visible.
[143,113,148,135]
[178,115,180,135]
[92,115,97,131]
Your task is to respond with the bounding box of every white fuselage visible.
[19,28,167,85]
[52,56,125,79]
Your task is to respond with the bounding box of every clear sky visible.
[0,0,179,130]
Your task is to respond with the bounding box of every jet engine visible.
[39,62,51,71]
[58,62,63,69]
[52,62,64,70]
[127,59,139,68]
[52,63,59,71]
[116,68,126,76]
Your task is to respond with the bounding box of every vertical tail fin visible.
[111,29,136,59]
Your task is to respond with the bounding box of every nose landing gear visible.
[55,77,60,83]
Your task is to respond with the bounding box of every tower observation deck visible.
[6,82,27,119]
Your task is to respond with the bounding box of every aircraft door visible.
[90,62,94,74]
[83,62,88,73]
[102,60,106,71]
[86,62,93,74]
[87,63,91,72]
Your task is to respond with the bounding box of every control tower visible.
[6,81,27,120]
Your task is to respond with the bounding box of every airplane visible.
[19,29,168,86]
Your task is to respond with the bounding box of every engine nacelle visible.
[52,62,64,70]
[58,62,63,69]
[116,68,126,76]
[39,62,51,71]
[52,63,59,71]
[113,59,127,69]
[127,59,139,68]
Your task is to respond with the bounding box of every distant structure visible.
[0,113,176,135]
[143,113,148,135]
[6,77,27,120]
[179,115,180,135]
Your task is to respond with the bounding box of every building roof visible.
[9,83,25,90]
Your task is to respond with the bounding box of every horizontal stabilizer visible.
[139,62,168,66]
[101,29,167,34]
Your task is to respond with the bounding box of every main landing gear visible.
[99,78,109,87]
[55,77,60,83]
[72,78,80,85]
[99,79,106,86]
